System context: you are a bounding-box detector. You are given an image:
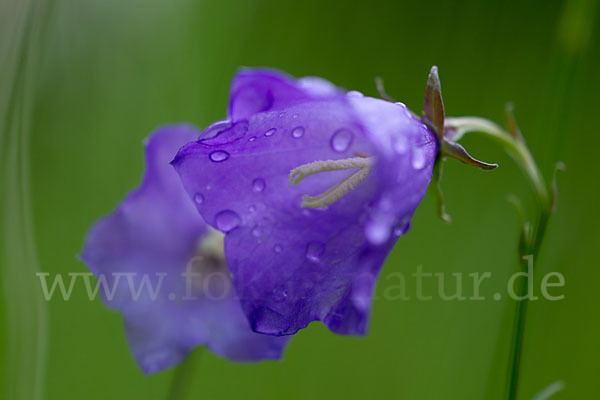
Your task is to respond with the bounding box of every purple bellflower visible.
[81,126,290,374]
[172,69,438,336]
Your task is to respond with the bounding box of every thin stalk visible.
[507,209,549,400]
[445,117,549,210]
[445,117,552,400]
[166,350,202,400]
[507,262,529,400]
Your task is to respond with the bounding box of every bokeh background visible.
[1,0,598,399]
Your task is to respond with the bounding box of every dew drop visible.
[291,126,305,138]
[411,148,426,170]
[353,295,370,310]
[209,150,229,162]
[193,193,204,205]
[252,178,266,192]
[201,120,248,145]
[379,197,394,211]
[248,205,256,213]
[248,136,256,142]
[215,210,240,232]
[305,241,325,262]
[396,102,414,119]
[392,136,408,154]
[273,244,283,253]
[292,114,299,119]
[264,128,276,137]
[366,221,390,245]
[330,129,353,153]
[393,222,411,237]
[202,120,231,140]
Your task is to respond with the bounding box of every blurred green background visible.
[1,0,598,399]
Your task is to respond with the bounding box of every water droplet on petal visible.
[291,126,305,138]
[366,221,390,245]
[379,196,394,212]
[392,136,408,154]
[353,295,371,310]
[264,128,276,137]
[305,241,325,262]
[193,193,204,205]
[209,150,229,162]
[248,205,256,213]
[346,90,364,97]
[202,120,232,140]
[330,129,353,153]
[273,244,283,253]
[292,114,299,119]
[411,147,426,170]
[252,178,266,192]
[252,227,261,237]
[248,136,256,142]
[202,120,248,145]
[215,210,240,232]
[396,102,414,119]
[395,223,411,236]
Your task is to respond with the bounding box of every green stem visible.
[508,262,529,400]
[445,117,552,400]
[507,209,549,400]
[445,117,549,210]
[166,350,201,400]
[509,207,550,400]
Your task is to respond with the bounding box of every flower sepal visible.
[421,66,498,222]
[422,66,499,171]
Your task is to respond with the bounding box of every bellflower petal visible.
[173,69,437,336]
[228,69,339,120]
[81,125,289,374]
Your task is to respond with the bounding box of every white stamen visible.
[289,157,374,208]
